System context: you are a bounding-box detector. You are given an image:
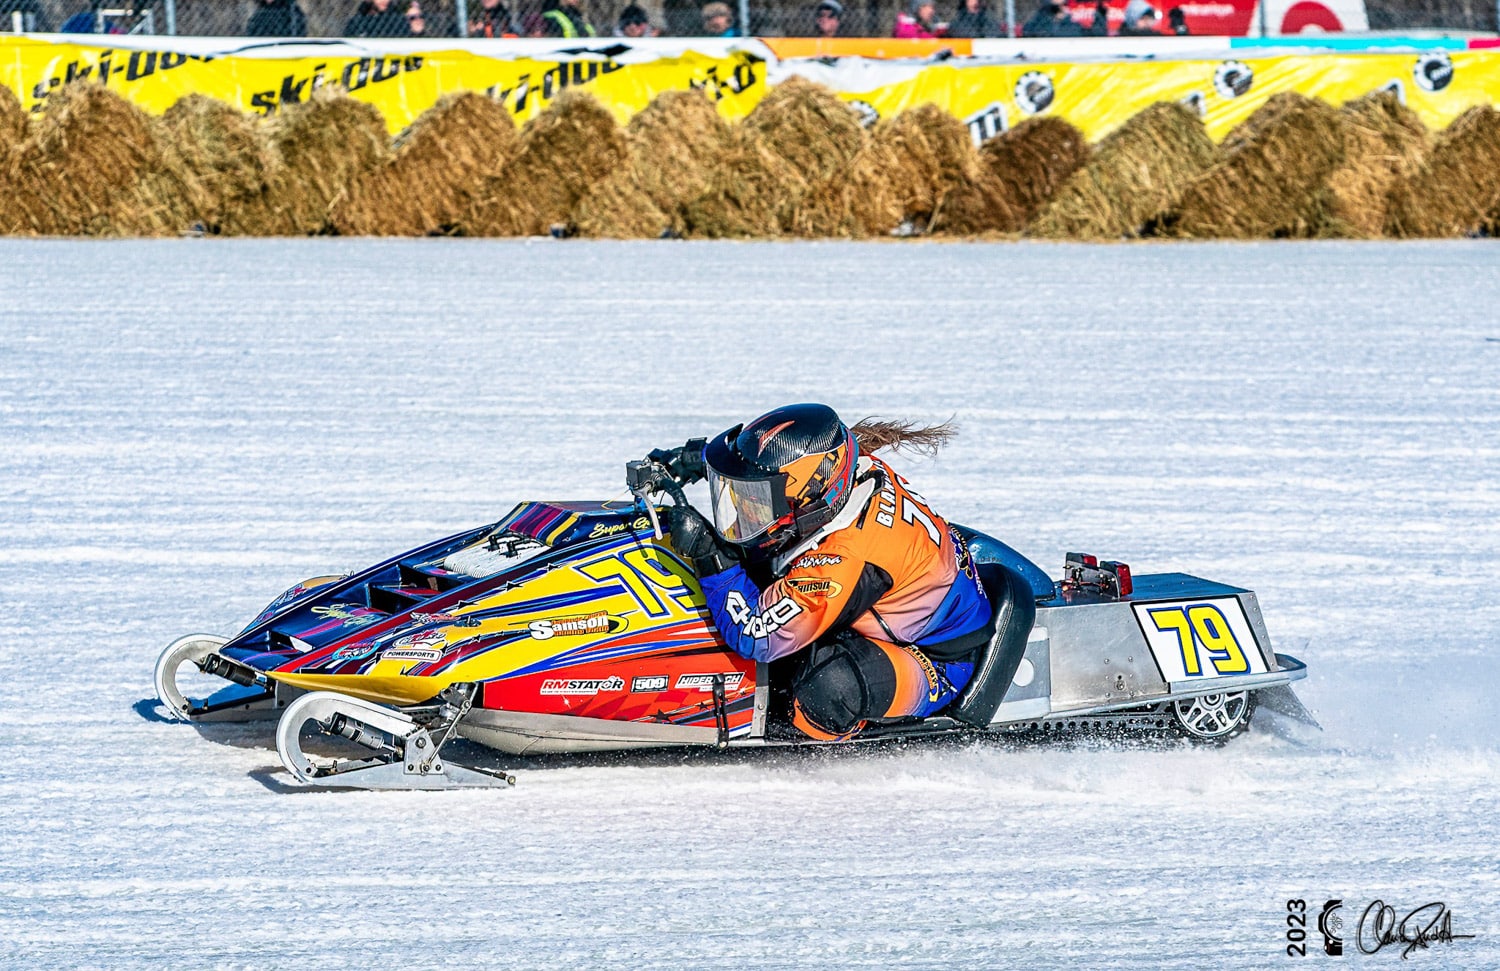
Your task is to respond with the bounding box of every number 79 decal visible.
[1131,597,1268,682]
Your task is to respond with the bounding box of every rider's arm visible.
[698,545,889,662]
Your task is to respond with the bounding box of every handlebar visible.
[625,459,692,539]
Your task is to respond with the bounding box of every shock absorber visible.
[324,712,401,756]
[201,653,261,687]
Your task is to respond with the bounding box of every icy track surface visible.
[2,239,1498,969]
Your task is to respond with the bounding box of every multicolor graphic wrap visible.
[3,34,1500,140]
[699,457,991,663]
[213,501,758,736]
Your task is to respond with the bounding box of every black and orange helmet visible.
[703,403,859,557]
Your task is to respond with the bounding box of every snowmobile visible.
[154,459,1314,790]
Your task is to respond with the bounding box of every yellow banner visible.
[827,50,1500,142]
[0,36,1495,141]
[0,37,768,132]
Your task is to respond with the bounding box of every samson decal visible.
[523,611,628,640]
[724,591,802,640]
[540,675,625,696]
[786,577,843,598]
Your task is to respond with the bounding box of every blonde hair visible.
[850,417,955,456]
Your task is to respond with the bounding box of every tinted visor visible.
[706,467,787,543]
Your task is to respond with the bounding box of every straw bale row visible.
[0,78,1495,241]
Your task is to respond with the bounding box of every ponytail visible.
[850,417,956,457]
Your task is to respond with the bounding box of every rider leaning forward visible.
[651,404,993,740]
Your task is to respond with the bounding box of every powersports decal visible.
[382,647,443,663]
[675,672,746,691]
[522,611,629,640]
[540,675,625,696]
[725,591,802,639]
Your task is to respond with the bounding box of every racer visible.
[652,404,993,740]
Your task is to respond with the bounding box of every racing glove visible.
[667,504,735,577]
[647,438,708,485]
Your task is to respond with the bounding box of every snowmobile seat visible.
[952,524,1054,601]
[948,561,1037,729]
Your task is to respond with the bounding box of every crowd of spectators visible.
[0,0,1190,39]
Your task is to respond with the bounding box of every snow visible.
[1,238,1497,968]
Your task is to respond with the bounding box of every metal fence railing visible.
[0,0,1495,39]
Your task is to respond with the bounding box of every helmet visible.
[702,403,859,557]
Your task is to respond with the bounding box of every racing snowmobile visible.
[154,459,1314,790]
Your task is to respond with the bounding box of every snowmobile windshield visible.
[706,467,786,544]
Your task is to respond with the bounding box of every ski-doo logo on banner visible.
[540,675,625,696]
[1214,60,1254,98]
[675,672,746,692]
[1414,52,1454,93]
[1014,71,1054,115]
[725,591,802,639]
[524,611,628,640]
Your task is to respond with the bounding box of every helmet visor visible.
[706,467,786,543]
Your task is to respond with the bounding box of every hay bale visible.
[0,83,182,237]
[332,91,518,237]
[229,88,390,236]
[1385,105,1500,238]
[0,83,26,149]
[685,76,867,238]
[159,95,278,234]
[1307,90,1429,238]
[944,116,1089,235]
[1170,92,1346,239]
[574,89,728,238]
[1029,102,1218,240]
[868,103,980,231]
[461,89,628,237]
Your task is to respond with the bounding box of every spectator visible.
[0,0,51,31]
[893,0,940,37]
[405,0,428,34]
[699,1,738,35]
[1167,5,1188,32]
[616,4,659,35]
[810,0,842,36]
[468,0,519,36]
[345,0,411,36]
[1119,0,1160,34]
[947,0,999,36]
[540,0,597,36]
[246,0,308,37]
[1021,0,1106,36]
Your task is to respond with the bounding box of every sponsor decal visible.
[1413,52,1453,93]
[674,672,746,692]
[631,675,669,692]
[586,516,652,539]
[786,576,843,598]
[310,603,381,628]
[793,553,843,569]
[382,647,443,663]
[964,101,1008,145]
[849,99,880,129]
[1214,60,1254,98]
[408,611,457,624]
[523,611,629,640]
[1014,71,1054,115]
[903,646,943,703]
[392,629,446,651]
[724,591,802,639]
[540,675,625,696]
[329,641,379,664]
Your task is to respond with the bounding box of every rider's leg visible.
[791,633,972,740]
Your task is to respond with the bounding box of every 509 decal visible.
[1131,597,1267,682]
